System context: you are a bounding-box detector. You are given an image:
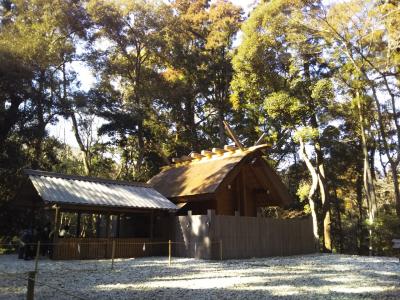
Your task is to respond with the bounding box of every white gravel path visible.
[0,254,399,299]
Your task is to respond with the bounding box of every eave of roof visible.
[24,169,178,211]
[24,169,148,187]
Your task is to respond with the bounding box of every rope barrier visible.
[1,240,222,247]
[1,239,225,265]
[0,271,28,280]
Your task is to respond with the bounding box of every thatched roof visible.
[148,145,292,205]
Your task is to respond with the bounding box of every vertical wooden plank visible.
[150,211,154,239]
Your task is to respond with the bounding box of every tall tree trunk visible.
[298,137,319,248]
[0,97,23,149]
[33,96,44,169]
[356,173,364,254]
[390,164,400,217]
[356,91,377,255]
[134,119,145,177]
[62,61,90,176]
[303,57,331,251]
[361,71,399,216]
[336,41,400,216]
[33,72,48,169]
[318,170,332,252]
[70,113,91,175]
[312,117,332,252]
[218,109,226,147]
[184,96,197,150]
[333,187,343,253]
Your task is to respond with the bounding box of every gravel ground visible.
[0,254,399,299]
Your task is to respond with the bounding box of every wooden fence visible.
[172,210,316,259]
[53,238,167,260]
[51,211,316,260]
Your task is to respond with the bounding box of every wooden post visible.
[105,214,110,238]
[52,205,60,259]
[255,132,268,146]
[150,211,154,239]
[34,241,41,274]
[105,215,111,258]
[223,120,244,150]
[111,240,116,270]
[220,239,223,260]
[168,240,172,266]
[76,212,81,238]
[241,171,247,216]
[27,271,36,300]
[116,214,120,238]
[53,206,60,240]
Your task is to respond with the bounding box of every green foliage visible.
[369,205,400,256]
[297,181,310,202]
[311,79,334,103]
[264,92,305,128]
[293,127,319,143]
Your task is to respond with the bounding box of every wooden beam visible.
[190,152,204,159]
[224,145,237,152]
[223,121,244,150]
[53,205,60,243]
[45,203,164,214]
[201,150,213,158]
[254,132,268,146]
[241,171,248,216]
[106,214,110,238]
[251,158,292,206]
[150,211,154,239]
[116,214,120,238]
[180,155,192,162]
[215,151,257,195]
[172,157,182,163]
[212,148,226,155]
[76,212,81,238]
[171,193,215,203]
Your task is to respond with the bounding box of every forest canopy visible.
[0,0,399,255]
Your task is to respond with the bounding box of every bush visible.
[369,205,400,256]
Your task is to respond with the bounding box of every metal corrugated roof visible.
[25,169,177,210]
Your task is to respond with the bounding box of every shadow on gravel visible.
[1,254,400,300]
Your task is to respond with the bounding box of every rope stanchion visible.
[34,241,40,273]
[27,271,35,300]
[111,240,116,270]
[168,240,172,266]
[220,239,223,260]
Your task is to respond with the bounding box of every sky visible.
[48,0,258,149]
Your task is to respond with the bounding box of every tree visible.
[87,0,172,179]
[0,0,88,168]
[231,0,334,251]
[308,0,400,217]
